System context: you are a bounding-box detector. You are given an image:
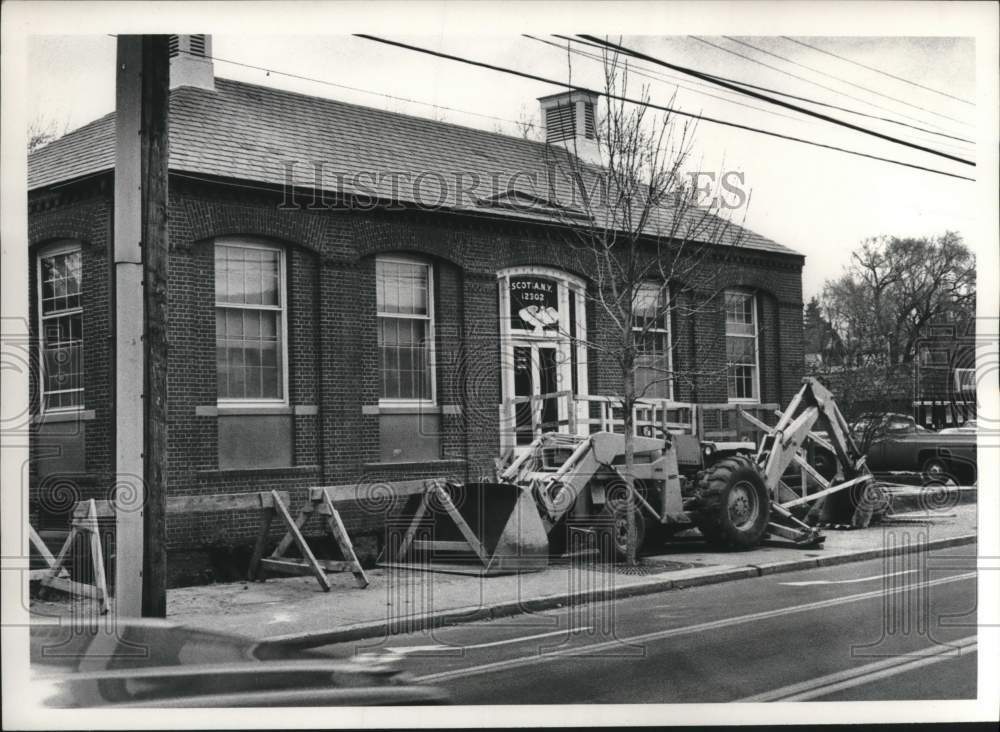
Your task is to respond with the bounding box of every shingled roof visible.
[28,77,799,256]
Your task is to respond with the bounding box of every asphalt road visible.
[316,543,979,704]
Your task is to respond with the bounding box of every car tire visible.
[922,458,956,485]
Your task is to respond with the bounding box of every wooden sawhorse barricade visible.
[31,499,111,614]
[247,489,369,591]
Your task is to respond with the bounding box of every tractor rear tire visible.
[694,455,770,551]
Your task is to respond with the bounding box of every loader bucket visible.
[387,482,549,575]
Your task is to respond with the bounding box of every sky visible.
[23,28,981,300]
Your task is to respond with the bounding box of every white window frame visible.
[376,255,437,407]
[725,289,760,404]
[954,367,975,393]
[632,282,673,401]
[37,240,84,414]
[215,237,289,408]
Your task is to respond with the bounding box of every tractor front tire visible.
[598,503,647,562]
[695,455,770,551]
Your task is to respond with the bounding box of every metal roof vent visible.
[169,34,214,91]
[538,90,601,165]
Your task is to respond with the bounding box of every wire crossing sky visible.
[25,32,979,298]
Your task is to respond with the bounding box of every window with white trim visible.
[38,243,84,411]
[377,257,435,403]
[954,367,975,394]
[632,283,672,400]
[215,240,286,403]
[725,290,759,402]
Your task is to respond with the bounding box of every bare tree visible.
[28,116,71,152]
[814,232,975,451]
[534,46,751,564]
[821,233,975,367]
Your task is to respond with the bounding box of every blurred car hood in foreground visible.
[30,619,448,707]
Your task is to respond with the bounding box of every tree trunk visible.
[622,369,638,566]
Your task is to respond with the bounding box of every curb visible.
[260,532,978,650]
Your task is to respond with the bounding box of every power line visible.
[689,36,971,135]
[782,36,974,106]
[202,52,535,132]
[354,34,973,182]
[543,34,973,149]
[524,34,808,125]
[577,35,973,167]
[106,35,541,136]
[721,36,972,126]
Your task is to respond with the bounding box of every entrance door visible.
[498,267,588,453]
[512,343,561,445]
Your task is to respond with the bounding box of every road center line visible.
[412,571,976,684]
[779,569,917,587]
[740,635,978,702]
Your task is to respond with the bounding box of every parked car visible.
[939,419,977,435]
[809,413,977,484]
[29,619,449,708]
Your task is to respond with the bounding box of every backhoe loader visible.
[389,378,875,569]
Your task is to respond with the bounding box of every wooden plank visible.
[40,575,106,601]
[312,480,428,504]
[42,528,78,587]
[269,491,331,592]
[86,502,110,615]
[412,540,471,552]
[260,558,319,577]
[433,483,488,565]
[271,503,313,560]
[73,500,115,520]
[247,506,275,582]
[167,490,291,514]
[321,492,369,589]
[394,489,431,560]
[29,525,60,568]
[261,557,357,576]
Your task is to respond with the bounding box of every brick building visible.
[913,316,977,429]
[27,37,806,584]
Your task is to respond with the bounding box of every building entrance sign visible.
[508,276,559,332]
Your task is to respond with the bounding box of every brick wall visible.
[27,189,114,524]
[28,175,805,584]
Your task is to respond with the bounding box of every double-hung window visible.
[632,283,672,400]
[376,257,435,404]
[215,239,287,404]
[38,243,84,411]
[725,290,759,402]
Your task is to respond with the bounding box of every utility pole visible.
[114,35,170,617]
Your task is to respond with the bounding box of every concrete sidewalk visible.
[181,502,978,645]
[30,501,977,647]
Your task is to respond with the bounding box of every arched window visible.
[37,241,84,412]
[214,238,287,404]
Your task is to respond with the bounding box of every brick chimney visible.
[169,34,214,91]
[538,90,601,166]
